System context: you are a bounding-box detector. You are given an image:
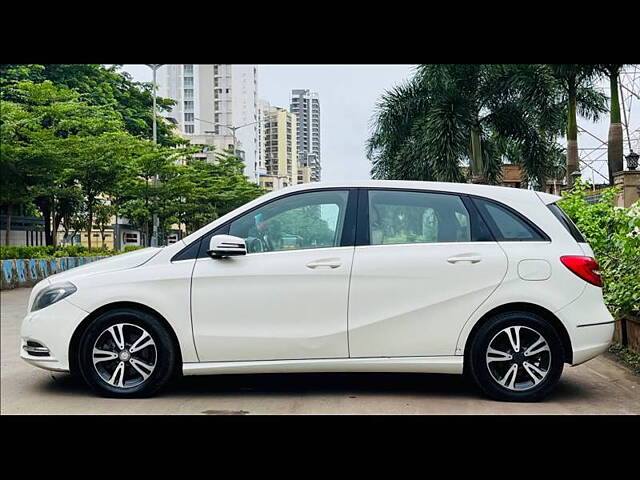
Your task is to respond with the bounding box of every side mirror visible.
[208,235,247,258]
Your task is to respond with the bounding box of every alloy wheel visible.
[485,325,551,391]
[92,323,157,389]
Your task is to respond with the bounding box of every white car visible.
[20,181,614,401]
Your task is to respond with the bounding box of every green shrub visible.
[0,245,120,260]
[558,179,640,319]
[0,243,151,260]
[123,245,145,253]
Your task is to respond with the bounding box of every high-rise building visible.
[258,101,298,192]
[290,89,321,182]
[256,99,270,178]
[157,64,259,181]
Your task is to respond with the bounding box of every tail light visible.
[560,256,603,287]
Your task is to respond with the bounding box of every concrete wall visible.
[0,256,108,290]
[614,171,640,208]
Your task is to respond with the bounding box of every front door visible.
[191,189,356,362]
[348,189,508,357]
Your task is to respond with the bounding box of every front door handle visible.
[447,255,482,264]
[306,258,342,269]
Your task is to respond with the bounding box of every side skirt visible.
[183,356,463,376]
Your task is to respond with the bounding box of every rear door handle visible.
[447,255,482,264]
[306,258,342,269]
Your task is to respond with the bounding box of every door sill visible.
[183,356,463,376]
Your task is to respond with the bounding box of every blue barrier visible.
[0,256,109,290]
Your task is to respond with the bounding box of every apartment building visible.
[297,165,312,185]
[256,99,270,178]
[290,89,321,182]
[157,64,259,181]
[258,103,298,192]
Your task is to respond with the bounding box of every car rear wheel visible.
[468,311,565,402]
[77,308,176,398]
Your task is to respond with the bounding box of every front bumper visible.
[20,298,89,372]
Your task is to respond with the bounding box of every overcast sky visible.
[122,64,638,185]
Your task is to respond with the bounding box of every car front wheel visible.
[77,308,177,398]
[468,311,565,402]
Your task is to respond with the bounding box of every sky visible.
[122,64,639,185]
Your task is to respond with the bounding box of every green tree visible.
[93,201,115,248]
[0,80,124,245]
[546,64,607,187]
[368,65,562,186]
[119,144,167,246]
[173,150,265,234]
[65,131,141,248]
[0,101,30,244]
[368,64,606,189]
[0,64,183,146]
[58,188,84,246]
[119,142,201,245]
[597,64,627,183]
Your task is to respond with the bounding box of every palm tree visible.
[369,65,565,187]
[597,64,626,184]
[368,64,606,189]
[546,64,607,187]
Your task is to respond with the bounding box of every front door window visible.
[229,190,349,253]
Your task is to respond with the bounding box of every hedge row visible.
[0,245,144,260]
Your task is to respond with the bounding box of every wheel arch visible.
[462,302,573,367]
[68,301,183,377]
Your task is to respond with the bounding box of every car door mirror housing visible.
[208,235,247,258]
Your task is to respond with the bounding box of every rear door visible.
[348,188,508,357]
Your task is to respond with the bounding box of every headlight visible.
[31,282,77,312]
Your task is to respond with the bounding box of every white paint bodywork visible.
[191,247,353,361]
[348,242,507,357]
[20,180,614,378]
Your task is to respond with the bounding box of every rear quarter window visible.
[547,203,586,243]
[473,197,548,242]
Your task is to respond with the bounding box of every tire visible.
[77,308,177,398]
[468,311,564,402]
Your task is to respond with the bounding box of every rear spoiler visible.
[536,191,561,205]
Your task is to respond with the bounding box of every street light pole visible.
[195,117,263,158]
[145,64,165,247]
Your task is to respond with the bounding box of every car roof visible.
[275,180,550,202]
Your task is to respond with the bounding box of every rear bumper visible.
[570,322,615,365]
[555,284,615,366]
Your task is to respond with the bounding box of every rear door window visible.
[368,190,472,245]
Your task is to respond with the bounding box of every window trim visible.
[547,202,586,243]
[471,195,551,242]
[171,188,358,261]
[356,187,494,247]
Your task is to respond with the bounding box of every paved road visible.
[2,287,638,414]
